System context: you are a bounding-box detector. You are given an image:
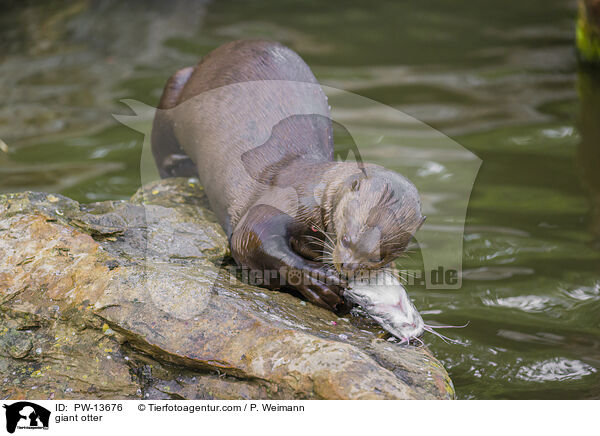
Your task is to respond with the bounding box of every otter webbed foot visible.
[279,260,346,310]
[231,204,347,311]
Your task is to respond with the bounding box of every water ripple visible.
[516,358,597,382]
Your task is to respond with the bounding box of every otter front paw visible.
[281,261,347,311]
[230,204,349,312]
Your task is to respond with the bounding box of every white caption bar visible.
[1,400,596,436]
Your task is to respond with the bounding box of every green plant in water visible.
[577,1,600,65]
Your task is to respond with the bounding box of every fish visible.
[344,269,424,343]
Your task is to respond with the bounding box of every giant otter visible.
[151,40,424,312]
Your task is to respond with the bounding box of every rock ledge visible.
[0,178,454,399]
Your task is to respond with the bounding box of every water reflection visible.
[576,67,600,249]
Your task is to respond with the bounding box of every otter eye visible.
[341,234,351,247]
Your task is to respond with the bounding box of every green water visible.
[1,0,599,399]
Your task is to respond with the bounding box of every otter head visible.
[330,168,424,275]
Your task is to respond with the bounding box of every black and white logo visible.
[2,402,50,434]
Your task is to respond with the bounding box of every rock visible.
[0,178,454,399]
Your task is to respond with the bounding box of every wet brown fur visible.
[151,39,424,311]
